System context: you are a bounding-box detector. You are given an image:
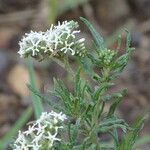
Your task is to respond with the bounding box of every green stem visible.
[52,57,74,78]
[89,129,101,150]
[90,68,111,148]
[64,56,74,75]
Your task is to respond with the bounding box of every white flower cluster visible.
[18,20,86,60]
[13,111,67,150]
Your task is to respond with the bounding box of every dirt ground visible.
[0,0,150,149]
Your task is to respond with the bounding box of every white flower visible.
[13,111,66,150]
[13,131,29,150]
[18,20,86,60]
[18,31,46,57]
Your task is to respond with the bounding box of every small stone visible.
[7,64,41,97]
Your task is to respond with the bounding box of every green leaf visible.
[69,119,81,145]
[27,84,62,112]
[100,143,114,150]
[27,58,43,118]
[103,89,127,102]
[107,95,125,117]
[0,107,32,149]
[105,20,134,47]
[27,84,44,100]
[53,78,73,115]
[80,56,95,77]
[98,116,130,133]
[125,30,135,55]
[80,17,106,50]
[75,68,82,98]
[93,82,114,101]
[118,116,145,150]
[75,68,87,100]
[124,29,131,52]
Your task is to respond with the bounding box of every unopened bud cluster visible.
[18,21,86,60]
[13,111,66,150]
[99,49,117,66]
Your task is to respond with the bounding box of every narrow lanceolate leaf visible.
[98,116,130,133]
[80,17,106,50]
[80,57,95,77]
[27,59,43,118]
[0,107,32,150]
[124,29,131,52]
[93,82,114,101]
[118,116,145,150]
[103,89,127,102]
[107,96,124,117]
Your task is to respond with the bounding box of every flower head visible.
[13,111,66,150]
[98,49,118,67]
[18,21,86,60]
